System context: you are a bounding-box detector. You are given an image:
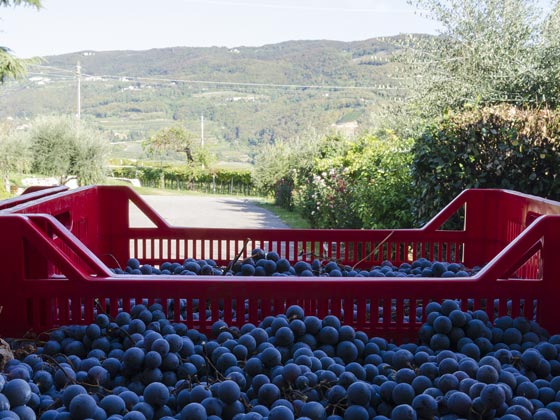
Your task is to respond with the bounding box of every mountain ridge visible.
[0,37,400,164]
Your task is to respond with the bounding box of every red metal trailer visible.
[1,186,559,341]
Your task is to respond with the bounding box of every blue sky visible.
[2,0,554,58]
[1,0,443,58]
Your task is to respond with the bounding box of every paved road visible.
[130,195,290,229]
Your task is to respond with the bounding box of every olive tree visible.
[394,0,560,117]
[29,116,107,185]
[0,129,31,194]
[143,126,212,168]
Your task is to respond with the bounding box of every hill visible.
[0,38,400,165]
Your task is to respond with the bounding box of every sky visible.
[0,0,443,58]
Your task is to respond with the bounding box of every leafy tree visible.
[346,131,415,229]
[143,126,204,166]
[0,0,42,82]
[252,132,322,209]
[412,105,560,224]
[395,0,560,117]
[28,116,107,185]
[292,135,362,228]
[0,128,31,194]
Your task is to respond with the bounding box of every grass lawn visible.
[252,198,311,229]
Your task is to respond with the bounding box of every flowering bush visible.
[292,132,414,229]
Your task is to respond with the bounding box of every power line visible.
[28,64,404,91]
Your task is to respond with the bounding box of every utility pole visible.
[76,61,81,121]
[200,114,204,147]
[200,114,205,169]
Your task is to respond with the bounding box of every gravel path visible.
[130,195,290,229]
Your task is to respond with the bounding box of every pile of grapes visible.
[113,251,482,278]
[2,298,560,420]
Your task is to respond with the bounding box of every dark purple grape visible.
[258,383,281,406]
[201,397,223,417]
[480,383,506,409]
[347,381,371,406]
[143,381,169,407]
[412,393,438,418]
[100,394,126,416]
[269,405,295,420]
[299,401,326,420]
[391,382,415,405]
[446,391,472,416]
[218,380,241,405]
[69,393,97,420]
[179,402,207,420]
[391,403,417,420]
[344,404,369,420]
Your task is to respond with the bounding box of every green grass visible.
[253,198,311,229]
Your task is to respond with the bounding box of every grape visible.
[521,348,542,370]
[179,402,207,420]
[69,393,98,420]
[318,326,339,345]
[344,405,369,420]
[429,333,450,351]
[447,391,472,416]
[436,373,459,393]
[100,394,126,416]
[505,404,532,420]
[347,381,371,406]
[480,383,506,409]
[433,316,453,334]
[275,326,295,346]
[261,347,282,368]
[218,380,241,404]
[269,405,295,420]
[299,401,326,420]
[12,405,35,420]
[411,375,432,394]
[516,381,539,399]
[258,383,281,406]
[144,381,170,407]
[336,341,358,364]
[411,393,438,418]
[534,408,558,420]
[391,382,415,405]
[201,397,224,417]
[390,404,417,420]
[476,365,499,384]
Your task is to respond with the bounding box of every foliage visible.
[254,132,414,229]
[143,126,196,162]
[111,164,254,192]
[0,129,31,193]
[252,134,321,209]
[291,133,415,229]
[28,116,108,185]
[0,0,41,6]
[395,0,560,118]
[345,131,415,229]
[0,0,42,82]
[412,105,560,224]
[292,135,362,228]
[0,38,398,165]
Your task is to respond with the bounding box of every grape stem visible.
[351,231,395,270]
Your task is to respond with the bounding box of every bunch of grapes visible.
[1,298,560,419]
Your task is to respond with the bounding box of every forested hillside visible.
[0,38,399,165]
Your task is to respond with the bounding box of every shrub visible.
[412,105,560,225]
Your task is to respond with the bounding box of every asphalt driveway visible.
[130,195,290,229]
